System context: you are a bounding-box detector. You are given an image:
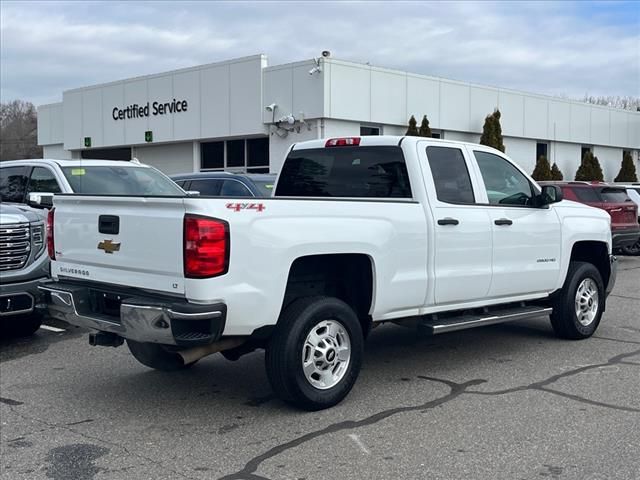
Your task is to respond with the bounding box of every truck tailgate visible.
[51,196,187,295]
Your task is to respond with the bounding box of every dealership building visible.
[37,53,640,179]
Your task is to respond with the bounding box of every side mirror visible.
[27,192,54,209]
[185,190,200,197]
[539,185,563,206]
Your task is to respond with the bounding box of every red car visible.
[540,181,640,253]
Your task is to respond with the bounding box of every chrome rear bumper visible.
[39,281,226,346]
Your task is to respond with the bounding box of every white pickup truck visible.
[41,136,616,410]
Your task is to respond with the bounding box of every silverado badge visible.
[98,239,121,254]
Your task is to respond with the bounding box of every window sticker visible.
[71,168,86,176]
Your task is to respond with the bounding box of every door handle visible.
[437,218,459,226]
[494,218,513,226]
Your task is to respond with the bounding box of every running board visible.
[419,306,553,335]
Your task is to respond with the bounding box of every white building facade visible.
[38,54,640,180]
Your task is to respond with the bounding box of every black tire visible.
[265,296,364,411]
[1,312,43,338]
[620,239,640,256]
[126,340,197,371]
[550,261,604,340]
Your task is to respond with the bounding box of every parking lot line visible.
[40,324,65,333]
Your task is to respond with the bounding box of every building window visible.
[201,137,269,172]
[431,131,442,139]
[360,125,380,136]
[201,141,224,169]
[536,142,548,160]
[247,138,269,170]
[581,146,592,160]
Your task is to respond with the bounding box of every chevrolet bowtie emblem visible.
[98,239,121,254]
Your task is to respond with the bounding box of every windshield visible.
[598,188,630,204]
[62,166,184,196]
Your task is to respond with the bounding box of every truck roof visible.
[290,135,495,151]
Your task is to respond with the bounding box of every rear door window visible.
[425,146,475,204]
[27,167,62,194]
[275,146,412,198]
[189,179,223,196]
[0,166,29,203]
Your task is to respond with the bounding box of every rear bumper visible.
[606,255,617,297]
[612,229,640,249]
[0,276,47,317]
[39,281,226,346]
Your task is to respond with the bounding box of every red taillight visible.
[47,208,55,260]
[183,215,229,278]
[325,137,361,147]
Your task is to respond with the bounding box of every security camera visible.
[265,103,276,112]
[308,66,322,75]
[321,50,331,58]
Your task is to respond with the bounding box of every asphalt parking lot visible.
[1,257,639,480]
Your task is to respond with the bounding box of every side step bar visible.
[419,306,553,335]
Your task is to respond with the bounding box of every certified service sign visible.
[112,99,188,120]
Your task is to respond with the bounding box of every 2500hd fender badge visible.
[98,239,121,254]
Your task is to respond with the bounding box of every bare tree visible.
[581,94,640,111]
[0,100,43,160]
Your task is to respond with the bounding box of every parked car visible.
[171,172,276,197]
[42,137,616,410]
[1,159,185,205]
[612,183,640,255]
[1,159,184,336]
[540,181,640,254]
[0,204,48,336]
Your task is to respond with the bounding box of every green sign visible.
[145,131,153,143]
[84,137,91,148]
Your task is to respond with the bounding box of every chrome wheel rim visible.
[302,319,351,390]
[575,278,599,326]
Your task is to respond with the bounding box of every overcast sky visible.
[1,1,638,106]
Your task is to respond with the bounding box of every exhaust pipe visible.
[89,332,124,347]
[178,337,245,365]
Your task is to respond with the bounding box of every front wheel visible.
[1,312,43,338]
[126,340,197,371]
[265,296,364,411]
[550,261,604,339]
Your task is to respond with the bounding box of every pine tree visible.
[418,115,432,137]
[493,109,505,153]
[479,109,505,152]
[406,115,419,136]
[550,162,564,180]
[575,151,604,181]
[614,152,638,182]
[531,155,552,181]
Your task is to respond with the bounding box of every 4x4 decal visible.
[226,203,266,212]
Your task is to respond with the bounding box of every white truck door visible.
[420,143,493,304]
[469,149,562,297]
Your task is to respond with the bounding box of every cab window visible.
[27,167,62,194]
[474,151,534,206]
[425,146,475,204]
[0,166,29,203]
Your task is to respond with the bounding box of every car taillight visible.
[325,137,361,147]
[47,208,55,260]
[183,215,229,278]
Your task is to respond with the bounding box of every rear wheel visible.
[126,340,197,371]
[550,261,604,339]
[265,296,364,411]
